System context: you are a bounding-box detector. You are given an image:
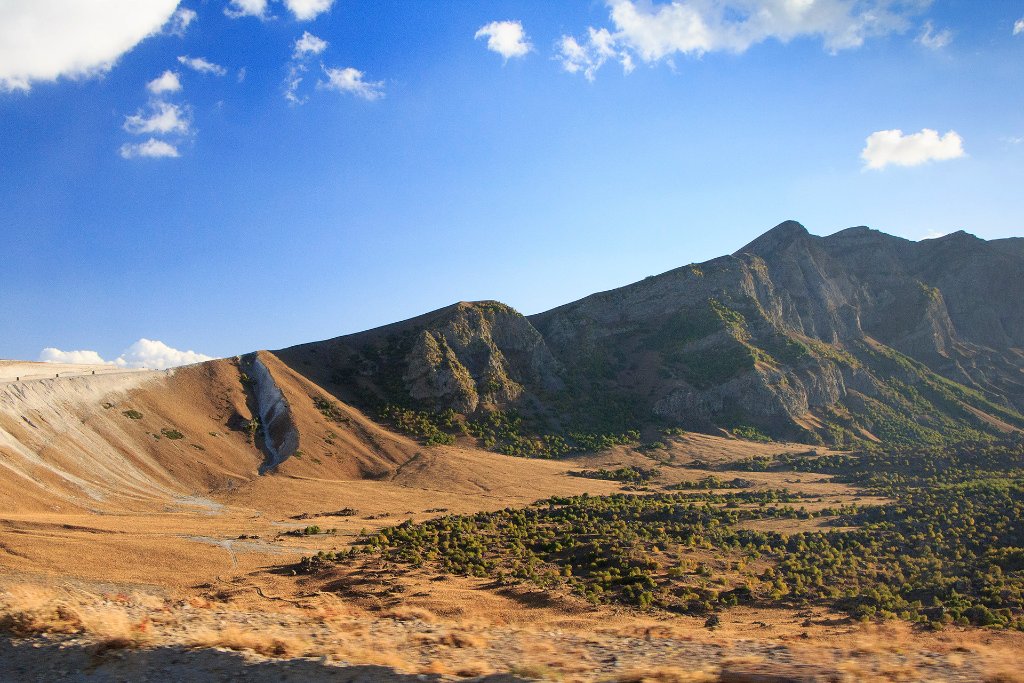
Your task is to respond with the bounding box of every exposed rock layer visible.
[275,222,1024,445]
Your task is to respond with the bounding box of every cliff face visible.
[275,301,563,416]
[275,222,1024,446]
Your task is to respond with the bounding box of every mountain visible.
[275,221,1024,449]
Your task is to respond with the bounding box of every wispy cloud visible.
[119,138,180,159]
[0,1,179,92]
[558,0,927,80]
[1014,18,1024,36]
[861,128,965,170]
[917,21,952,49]
[319,66,384,100]
[285,32,329,104]
[165,7,197,37]
[475,20,532,61]
[284,64,308,104]
[177,55,227,76]
[225,0,269,20]
[558,28,634,82]
[123,101,190,135]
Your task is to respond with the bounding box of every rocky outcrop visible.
[242,353,299,471]
[394,301,565,413]
[278,301,564,415]
[275,222,1024,446]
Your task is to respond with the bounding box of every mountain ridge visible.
[272,221,1023,451]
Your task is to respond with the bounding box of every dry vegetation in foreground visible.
[4,579,1024,682]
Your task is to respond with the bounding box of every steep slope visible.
[0,353,425,512]
[274,221,1024,448]
[530,221,1024,444]
[274,301,563,416]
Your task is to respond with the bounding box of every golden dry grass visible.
[3,357,1024,680]
[187,625,304,658]
[605,668,717,683]
[0,584,84,636]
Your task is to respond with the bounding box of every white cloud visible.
[559,0,927,79]
[284,64,307,104]
[861,128,965,170]
[0,0,179,92]
[319,66,384,100]
[166,7,197,37]
[1015,18,1024,36]
[177,55,227,76]
[40,339,214,370]
[917,21,951,49]
[284,0,335,21]
[119,138,180,159]
[146,70,182,94]
[114,339,214,369]
[39,348,109,366]
[225,0,269,19]
[474,20,532,60]
[123,101,190,135]
[294,31,328,57]
[558,28,635,81]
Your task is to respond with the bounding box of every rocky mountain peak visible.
[274,221,1024,448]
[734,220,810,257]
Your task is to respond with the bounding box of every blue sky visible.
[1,1,1023,366]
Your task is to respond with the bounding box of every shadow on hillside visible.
[0,637,529,683]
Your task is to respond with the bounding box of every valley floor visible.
[1,364,1021,681]
[1,445,1019,682]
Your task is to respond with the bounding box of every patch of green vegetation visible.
[473,301,521,317]
[377,404,641,457]
[312,395,349,424]
[286,525,337,537]
[568,467,660,483]
[918,281,942,304]
[708,298,750,342]
[666,476,754,490]
[857,342,1024,431]
[122,409,143,420]
[466,410,641,458]
[305,438,1024,631]
[805,339,861,368]
[245,416,260,443]
[732,425,773,443]
[160,428,184,440]
[643,305,723,353]
[674,343,755,390]
[378,405,459,446]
